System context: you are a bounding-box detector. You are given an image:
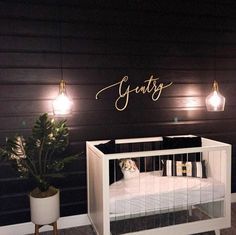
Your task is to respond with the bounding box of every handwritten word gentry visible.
[95,75,173,111]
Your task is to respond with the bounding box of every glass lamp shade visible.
[205,81,225,112]
[53,80,73,115]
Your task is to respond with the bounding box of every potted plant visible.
[0,113,79,226]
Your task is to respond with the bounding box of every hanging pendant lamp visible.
[205,81,225,112]
[53,79,73,115]
[52,5,72,116]
[205,1,225,112]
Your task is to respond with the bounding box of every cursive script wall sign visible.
[95,75,173,111]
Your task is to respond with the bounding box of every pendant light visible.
[53,79,72,115]
[205,81,225,111]
[52,6,72,116]
[205,1,225,112]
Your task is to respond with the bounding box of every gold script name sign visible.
[95,75,173,111]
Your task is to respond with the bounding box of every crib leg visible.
[215,229,220,235]
[188,206,192,216]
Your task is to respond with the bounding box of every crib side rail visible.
[202,145,231,228]
[86,142,110,235]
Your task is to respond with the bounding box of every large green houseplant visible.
[0,113,78,197]
[0,113,80,226]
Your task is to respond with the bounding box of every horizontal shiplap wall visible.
[0,0,236,226]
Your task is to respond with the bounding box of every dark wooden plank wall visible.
[1,0,236,226]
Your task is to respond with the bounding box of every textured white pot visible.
[29,189,60,225]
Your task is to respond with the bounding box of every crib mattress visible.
[109,172,225,215]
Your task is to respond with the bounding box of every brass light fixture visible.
[205,81,225,112]
[53,79,72,115]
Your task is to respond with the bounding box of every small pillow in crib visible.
[119,159,140,179]
[162,160,207,178]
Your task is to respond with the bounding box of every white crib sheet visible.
[109,172,225,215]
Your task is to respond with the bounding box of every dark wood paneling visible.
[1,68,236,85]
[1,0,236,227]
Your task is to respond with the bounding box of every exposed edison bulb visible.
[205,81,225,112]
[53,80,73,115]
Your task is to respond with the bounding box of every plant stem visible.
[43,149,49,174]
[47,149,55,173]
[24,161,38,179]
[38,137,45,176]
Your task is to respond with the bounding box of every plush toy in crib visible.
[119,159,140,179]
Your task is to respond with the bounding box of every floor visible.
[32,204,236,235]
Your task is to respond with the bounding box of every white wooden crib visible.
[86,135,231,235]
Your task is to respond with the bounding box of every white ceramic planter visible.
[30,189,60,225]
